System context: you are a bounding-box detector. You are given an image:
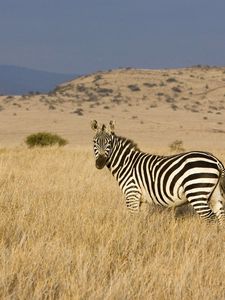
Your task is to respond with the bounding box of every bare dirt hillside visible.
[1,66,225,151]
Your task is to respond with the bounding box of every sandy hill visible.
[0,66,225,151]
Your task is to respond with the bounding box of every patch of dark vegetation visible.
[86,92,98,102]
[25,132,68,148]
[52,83,73,95]
[93,74,102,82]
[150,103,157,108]
[156,92,164,96]
[76,84,87,93]
[39,96,46,102]
[190,108,199,113]
[112,93,123,104]
[71,108,84,116]
[192,64,211,69]
[95,87,113,96]
[171,104,178,111]
[127,84,141,92]
[169,140,185,153]
[49,104,56,110]
[5,95,14,102]
[159,81,166,87]
[19,95,28,100]
[209,105,218,111]
[165,95,175,103]
[143,82,157,88]
[166,77,177,83]
[13,102,21,107]
[212,128,225,133]
[171,86,182,93]
[28,91,41,96]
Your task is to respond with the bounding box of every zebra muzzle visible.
[96,155,107,169]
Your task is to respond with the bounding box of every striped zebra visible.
[91,120,225,225]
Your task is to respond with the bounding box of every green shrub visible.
[25,132,68,148]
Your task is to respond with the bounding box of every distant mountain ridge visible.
[0,65,78,95]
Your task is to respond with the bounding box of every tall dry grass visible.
[0,147,225,299]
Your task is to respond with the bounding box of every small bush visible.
[169,140,185,153]
[127,84,140,91]
[172,86,182,93]
[166,77,177,83]
[143,82,157,88]
[95,87,113,95]
[171,104,178,111]
[76,84,86,93]
[25,132,68,148]
[93,74,102,82]
[71,108,84,115]
[156,92,164,96]
[159,81,166,87]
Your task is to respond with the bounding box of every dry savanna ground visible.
[1,67,225,299]
[0,147,225,300]
[1,66,225,149]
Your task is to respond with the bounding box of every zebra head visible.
[91,120,115,169]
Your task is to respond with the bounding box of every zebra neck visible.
[106,136,139,176]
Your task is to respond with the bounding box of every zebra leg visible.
[209,185,225,226]
[187,197,216,222]
[125,191,142,213]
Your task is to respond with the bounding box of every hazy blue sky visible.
[0,0,225,74]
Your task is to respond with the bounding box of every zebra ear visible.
[102,124,106,131]
[109,120,115,133]
[91,120,98,131]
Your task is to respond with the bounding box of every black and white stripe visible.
[91,120,225,225]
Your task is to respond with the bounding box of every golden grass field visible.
[1,67,225,299]
[0,146,225,299]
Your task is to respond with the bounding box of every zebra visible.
[91,120,225,225]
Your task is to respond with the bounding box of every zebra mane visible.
[115,134,140,151]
